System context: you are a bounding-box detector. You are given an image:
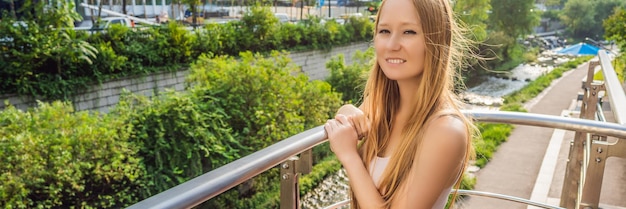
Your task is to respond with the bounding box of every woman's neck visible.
[395,78,420,113]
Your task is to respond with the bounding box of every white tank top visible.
[369,156,453,209]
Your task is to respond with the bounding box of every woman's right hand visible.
[325,114,360,163]
[337,104,370,138]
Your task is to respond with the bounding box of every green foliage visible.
[0,19,98,100]
[109,90,242,197]
[298,156,342,196]
[604,6,626,51]
[19,0,83,28]
[613,55,626,82]
[446,174,476,208]
[188,51,341,150]
[453,0,491,41]
[155,22,197,64]
[323,18,350,44]
[1,5,375,101]
[562,0,625,40]
[237,6,280,51]
[0,51,344,207]
[185,51,342,208]
[0,101,144,208]
[522,47,539,63]
[325,48,374,104]
[343,16,375,43]
[473,122,513,168]
[478,31,522,71]
[541,9,560,21]
[489,0,540,38]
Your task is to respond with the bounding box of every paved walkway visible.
[459,60,626,209]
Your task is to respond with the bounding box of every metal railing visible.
[560,49,626,209]
[597,50,626,126]
[128,50,626,209]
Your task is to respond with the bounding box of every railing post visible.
[280,149,312,209]
[561,61,602,209]
[580,135,608,209]
[577,60,608,209]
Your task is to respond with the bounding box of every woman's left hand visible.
[325,114,360,163]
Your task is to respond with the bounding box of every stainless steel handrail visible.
[467,110,626,139]
[322,190,566,209]
[127,110,626,209]
[598,49,626,126]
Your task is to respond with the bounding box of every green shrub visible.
[1,4,376,101]
[344,16,375,42]
[184,51,342,208]
[325,48,374,104]
[0,101,144,208]
[325,19,351,45]
[188,51,341,150]
[109,90,242,197]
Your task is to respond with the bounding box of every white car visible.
[274,13,291,23]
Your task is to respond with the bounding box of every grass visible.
[593,54,626,83]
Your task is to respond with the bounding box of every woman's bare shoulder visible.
[422,114,468,153]
[428,114,467,136]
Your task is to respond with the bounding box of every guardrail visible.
[597,50,626,126]
[560,49,626,209]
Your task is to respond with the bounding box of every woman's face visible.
[374,0,427,82]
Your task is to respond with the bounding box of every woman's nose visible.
[386,34,401,51]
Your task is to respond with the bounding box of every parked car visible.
[185,4,229,18]
[274,13,291,23]
[93,17,134,30]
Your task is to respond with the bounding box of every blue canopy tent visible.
[557,43,600,55]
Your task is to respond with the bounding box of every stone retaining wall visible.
[0,42,371,113]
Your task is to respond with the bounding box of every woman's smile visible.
[386,58,407,64]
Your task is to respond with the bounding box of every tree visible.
[453,0,491,42]
[593,0,624,39]
[489,0,540,38]
[2,0,17,18]
[1,0,97,88]
[544,0,566,8]
[184,0,202,26]
[604,6,626,50]
[561,0,624,40]
[122,0,127,14]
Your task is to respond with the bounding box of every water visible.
[461,62,560,106]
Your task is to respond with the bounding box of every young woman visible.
[323,0,475,208]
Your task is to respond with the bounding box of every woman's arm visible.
[393,115,468,208]
[325,114,385,209]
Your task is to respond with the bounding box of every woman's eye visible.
[404,30,417,34]
[378,29,390,34]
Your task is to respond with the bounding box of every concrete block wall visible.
[290,42,371,80]
[0,42,372,113]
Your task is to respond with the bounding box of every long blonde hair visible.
[351,0,475,208]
